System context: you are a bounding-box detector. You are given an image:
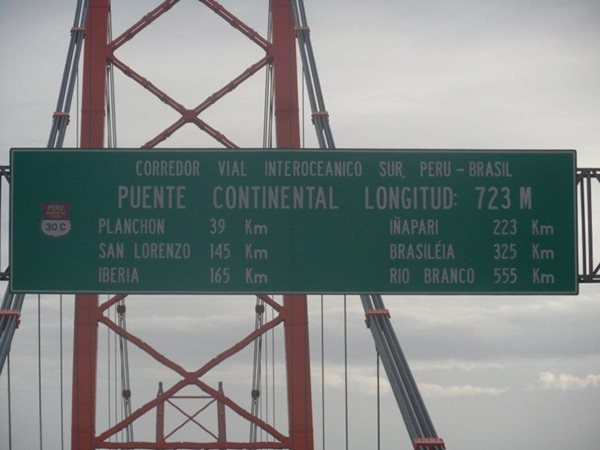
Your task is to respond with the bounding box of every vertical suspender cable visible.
[344,295,348,450]
[321,294,325,450]
[7,354,12,450]
[114,316,119,441]
[107,302,111,436]
[265,307,269,439]
[37,294,43,450]
[76,70,80,146]
[377,352,380,450]
[59,295,65,450]
[262,0,274,151]
[271,304,276,429]
[301,58,305,148]
[117,303,133,442]
[114,306,119,442]
[106,11,135,441]
[249,297,265,443]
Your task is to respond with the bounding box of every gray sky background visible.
[1,1,599,449]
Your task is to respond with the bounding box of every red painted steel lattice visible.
[73,1,313,449]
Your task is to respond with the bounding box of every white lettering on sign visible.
[389,268,410,284]
[245,219,268,235]
[117,185,186,209]
[264,160,362,177]
[212,185,338,210]
[98,266,140,284]
[133,242,191,260]
[389,242,455,260]
[245,243,269,260]
[218,160,247,177]
[423,267,475,284]
[98,218,165,235]
[419,161,451,177]
[378,161,405,178]
[531,244,555,260]
[531,219,554,236]
[364,186,455,210]
[135,160,200,177]
[532,268,555,284]
[99,242,124,259]
[389,217,439,235]
[467,161,512,177]
[245,267,268,284]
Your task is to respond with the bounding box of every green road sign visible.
[10,149,577,294]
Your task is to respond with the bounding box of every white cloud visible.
[315,364,509,398]
[316,366,391,395]
[412,360,505,372]
[419,383,508,398]
[539,372,600,391]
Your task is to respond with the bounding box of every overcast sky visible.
[1,1,600,450]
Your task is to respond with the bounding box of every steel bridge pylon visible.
[71,1,313,449]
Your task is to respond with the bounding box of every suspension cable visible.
[107,298,112,434]
[37,294,43,450]
[377,352,381,450]
[301,58,305,148]
[271,302,276,429]
[113,305,118,442]
[249,297,265,443]
[76,70,80,146]
[263,0,274,150]
[7,354,12,450]
[47,0,88,148]
[106,10,135,442]
[344,295,348,450]
[59,295,65,450]
[321,294,325,450]
[265,305,269,440]
[114,305,119,442]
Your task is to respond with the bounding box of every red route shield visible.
[41,203,72,237]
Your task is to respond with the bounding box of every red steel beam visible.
[97,313,285,443]
[190,377,290,445]
[257,294,283,312]
[98,442,288,449]
[272,2,314,450]
[110,56,186,113]
[99,294,127,313]
[165,400,219,440]
[72,2,312,449]
[111,53,269,149]
[189,116,237,149]
[165,399,218,440]
[192,56,271,116]
[139,55,270,148]
[199,0,270,50]
[72,1,109,450]
[111,0,180,52]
